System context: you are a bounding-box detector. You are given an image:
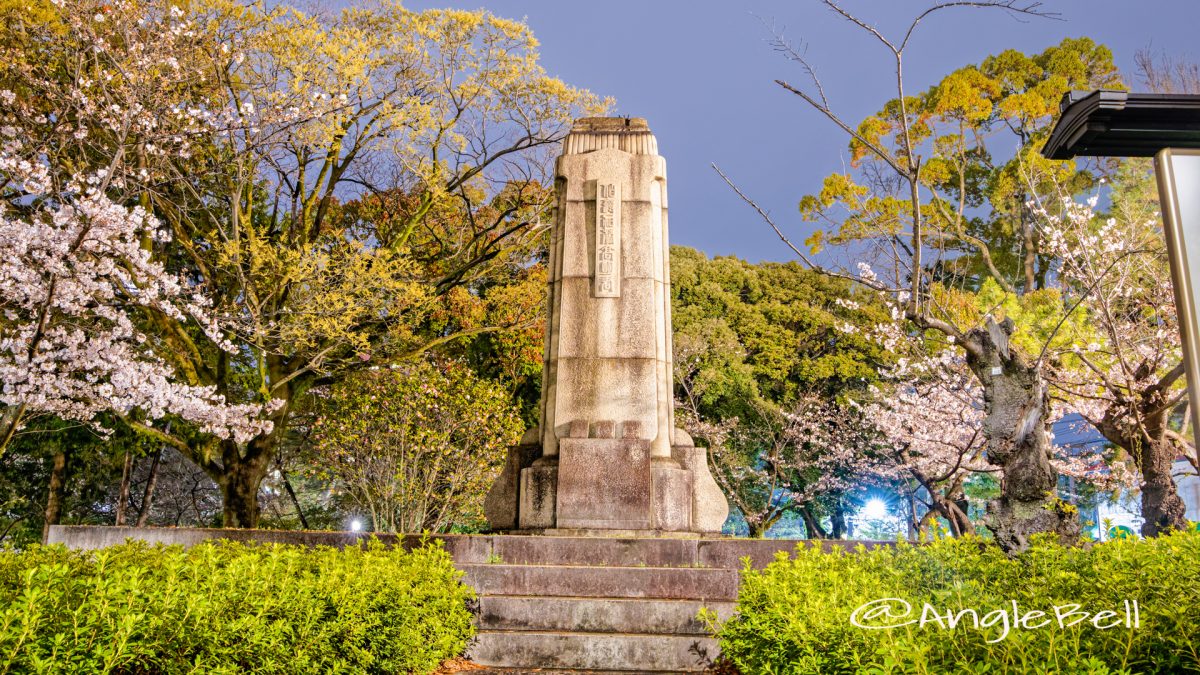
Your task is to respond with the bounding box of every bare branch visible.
[820,0,897,54]
[774,79,908,177]
[900,2,1061,53]
[711,163,890,291]
[762,18,829,109]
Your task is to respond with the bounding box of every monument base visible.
[483,429,540,530]
[485,428,730,535]
[557,437,653,529]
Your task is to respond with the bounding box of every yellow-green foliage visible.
[976,278,1093,356]
[0,539,473,674]
[924,278,1095,363]
[797,37,1120,287]
[710,532,1200,674]
[311,361,523,533]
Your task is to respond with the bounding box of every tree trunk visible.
[830,500,847,539]
[926,490,973,537]
[135,448,163,527]
[216,394,290,528]
[1139,437,1188,536]
[746,509,782,538]
[219,437,273,528]
[1022,214,1037,293]
[115,451,133,526]
[42,450,66,543]
[965,317,1079,553]
[947,500,973,537]
[918,508,940,537]
[909,469,973,537]
[278,466,310,530]
[1095,402,1188,538]
[906,490,916,539]
[801,503,828,539]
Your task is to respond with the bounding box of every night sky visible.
[389,1,1199,262]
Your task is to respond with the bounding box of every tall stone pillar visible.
[484,117,728,534]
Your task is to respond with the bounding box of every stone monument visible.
[485,117,729,534]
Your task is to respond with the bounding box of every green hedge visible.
[709,532,1200,674]
[0,538,474,674]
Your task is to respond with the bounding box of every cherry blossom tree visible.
[778,393,895,538]
[865,356,990,537]
[0,0,284,453]
[679,393,889,539]
[0,174,273,453]
[0,3,292,462]
[1038,169,1192,536]
[849,291,1109,538]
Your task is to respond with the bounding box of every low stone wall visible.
[46,525,893,569]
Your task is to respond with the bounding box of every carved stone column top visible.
[562,117,658,157]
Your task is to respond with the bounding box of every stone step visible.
[478,596,735,634]
[461,564,739,601]
[468,630,719,672]
[438,534,888,569]
[485,535,698,567]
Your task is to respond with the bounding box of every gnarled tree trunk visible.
[964,317,1079,553]
[218,436,273,528]
[1137,438,1188,536]
[1093,370,1188,537]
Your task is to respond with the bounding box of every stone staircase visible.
[456,537,749,672]
[464,565,735,671]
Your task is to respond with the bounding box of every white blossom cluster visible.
[1035,192,1188,482]
[0,178,276,441]
[865,360,988,479]
[0,0,358,443]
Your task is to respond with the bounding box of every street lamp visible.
[1043,90,1200,435]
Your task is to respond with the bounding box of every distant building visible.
[1176,459,1200,522]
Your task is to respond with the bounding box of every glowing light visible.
[350,519,363,532]
[860,498,889,520]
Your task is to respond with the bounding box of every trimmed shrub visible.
[0,538,473,674]
[709,532,1200,674]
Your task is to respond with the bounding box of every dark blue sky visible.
[397,0,1200,262]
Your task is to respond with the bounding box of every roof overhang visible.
[1041,90,1200,160]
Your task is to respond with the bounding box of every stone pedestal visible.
[557,437,651,529]
[484,430,541,530]
[518,458,558,530]
[484,117,729,534]
[671,431,730,532]
[651,460,692,531]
